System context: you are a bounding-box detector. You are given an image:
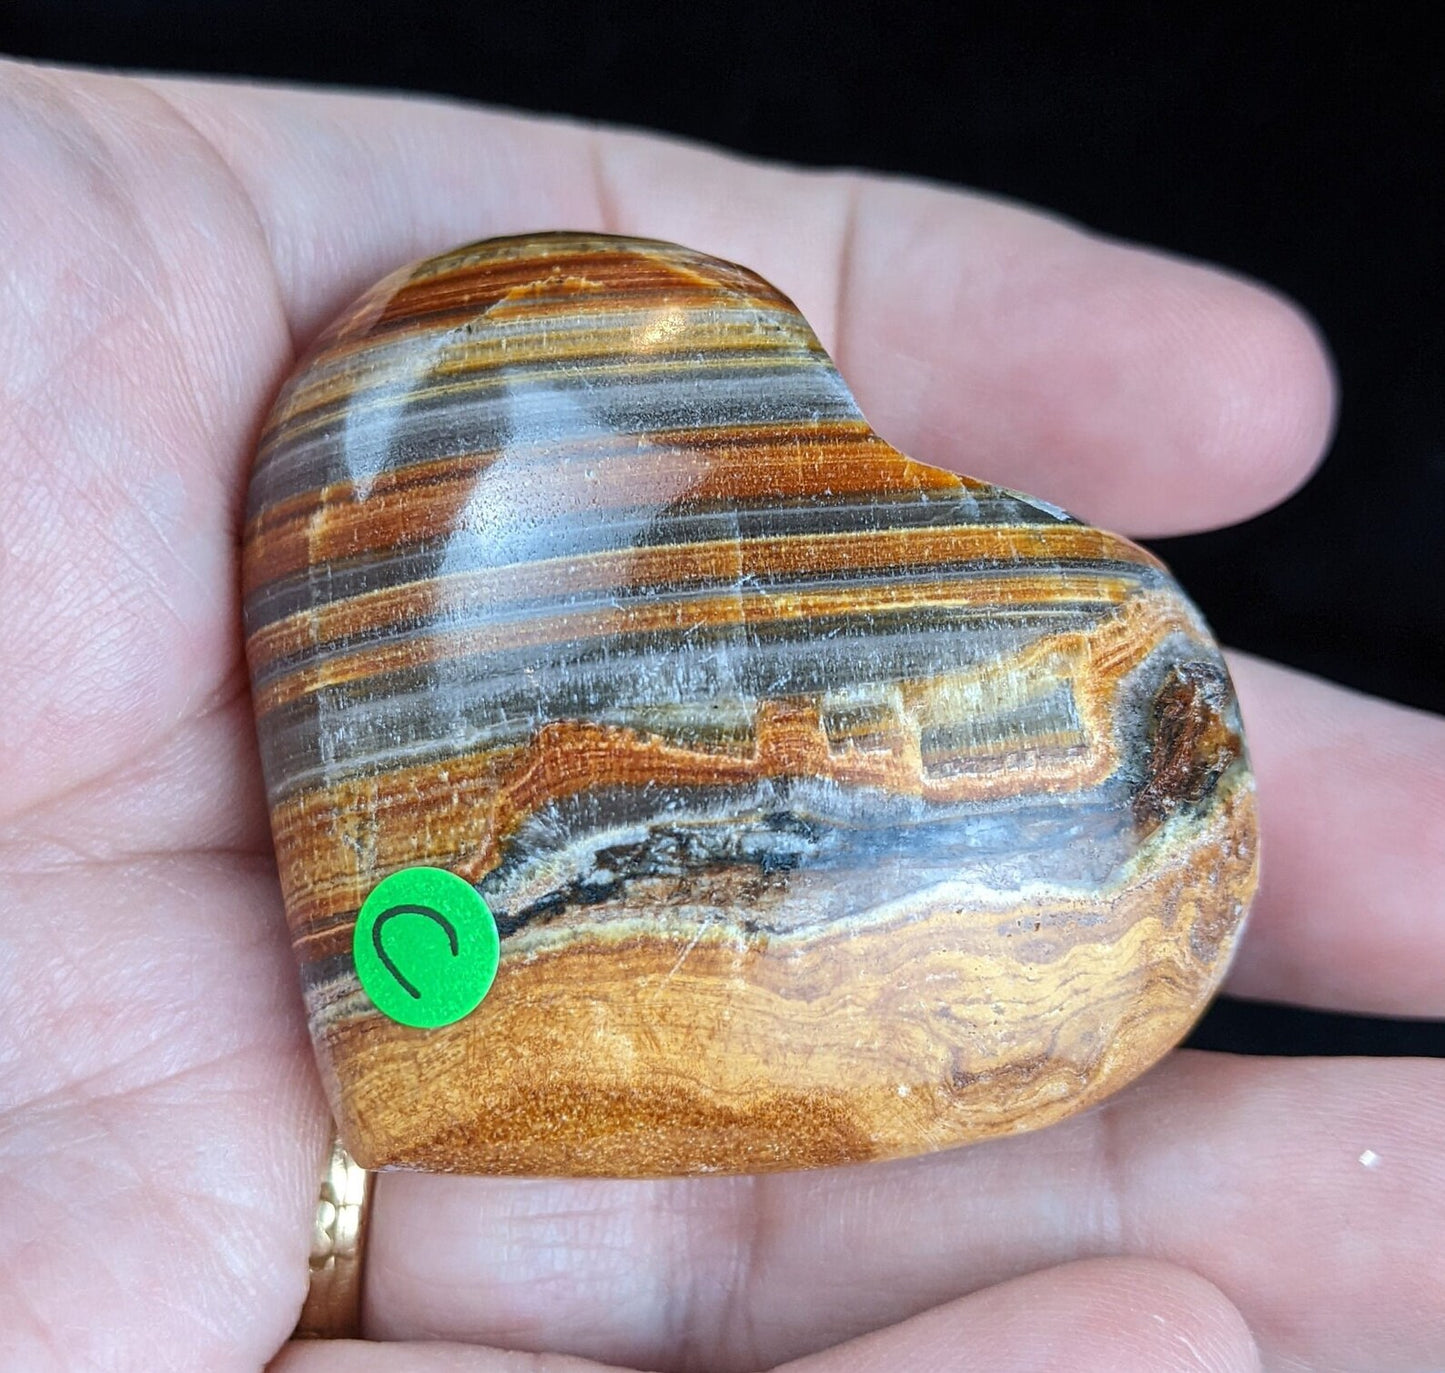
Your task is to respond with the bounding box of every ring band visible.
[294,1132,373,1339]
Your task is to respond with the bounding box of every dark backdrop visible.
[3,2,1441,1057]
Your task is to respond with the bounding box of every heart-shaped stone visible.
[243,233,1256,1175]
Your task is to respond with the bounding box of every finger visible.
[366,1053,1445,1373]
[780,1259,1257,1373]
[278,1259,1257,1373]
[140,69,1335,536]
[271,1340,627,1372]
[1226,652,1445,1016]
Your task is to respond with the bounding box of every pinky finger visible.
[271,1258,1257,1373]
[780,1258,1259,1373]
[270,1338,627,1371]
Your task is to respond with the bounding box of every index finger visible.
[146,73,1335,536]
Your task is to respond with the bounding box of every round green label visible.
[353,867,500,1029]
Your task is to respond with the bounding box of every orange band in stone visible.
[294,1134,373,1339]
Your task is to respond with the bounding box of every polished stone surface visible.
[243,233,1257,1175]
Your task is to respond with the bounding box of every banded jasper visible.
[243,233,1257,1175]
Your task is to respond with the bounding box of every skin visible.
[0,54,1441,1373]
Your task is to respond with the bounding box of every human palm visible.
[1,58,1440,1373]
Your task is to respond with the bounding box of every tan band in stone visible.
[294,1133,373,1339]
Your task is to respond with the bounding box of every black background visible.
[3,2,1441,1057]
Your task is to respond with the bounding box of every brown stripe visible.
[260,318,833,457]
[252,563,1148,717]
[381,242,791,318]
[245,521,1156,677]
[242,425,966,594]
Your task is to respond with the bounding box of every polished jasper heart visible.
[243,233,1257,1175]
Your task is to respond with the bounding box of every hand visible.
[0,57,1438,1373]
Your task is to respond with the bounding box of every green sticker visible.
[353,867,500,1029]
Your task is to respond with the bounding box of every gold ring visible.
[294,1132,373,1339]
